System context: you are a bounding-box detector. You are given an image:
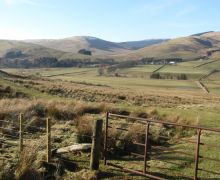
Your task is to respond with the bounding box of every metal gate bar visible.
[104,112,220,180]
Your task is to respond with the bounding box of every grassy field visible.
[2,65,220,118]
[4,60,220,94]
[2,65,220,125]
[1,63,220,179]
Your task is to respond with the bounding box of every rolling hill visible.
[25,36,168,56]
[26,32,220,60]
[118,39,169,50]
[0,40,65,59]
[0,31,220,67]
[117,31,220,60]
[0,40,90,60]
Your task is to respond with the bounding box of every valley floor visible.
[1,61,220,179]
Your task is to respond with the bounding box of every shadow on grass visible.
[106,145,196,179]
[98,170,125,179]
[59,156,78,172]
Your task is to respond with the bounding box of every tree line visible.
[0,57,116,68]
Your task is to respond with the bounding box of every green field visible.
[4,60,220,94]
[1,61,220,179]
[2,64,220,126]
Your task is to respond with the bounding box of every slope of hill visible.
[0,69,24,78]
[0,40,91,61]
[201,31,220,46]
[1,32,220,66]
[117,31,220,60]
[26,36,168,56]
[0,40,66,59]
[0,69,12,77]
[118,39,169,50]
[26,36,130,55]
[191,31,214,36]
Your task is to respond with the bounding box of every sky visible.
[0,0,220,42]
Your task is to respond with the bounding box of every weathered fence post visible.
[90,119,103,170]
[144,122,150,174]
[46,118,51,163]
[19,113,23,153]
[194,129,201,180]
[104,112,109,165]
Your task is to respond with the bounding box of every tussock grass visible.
[15,137,46,180]
[0,99,107,121]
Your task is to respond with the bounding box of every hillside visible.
[26,36,168,56]
[201,31,220,46]
[118,39,169,50]
[0,40,66,59]
[26,36,130,55]
[0,32,220,67]
[0,40,91,60]
[116,31,220,60]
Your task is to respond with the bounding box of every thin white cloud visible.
[4,0,38,5]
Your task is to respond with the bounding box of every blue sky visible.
[0,0,219,41]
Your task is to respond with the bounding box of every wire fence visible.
[1,113,94,166]
[1,114,49,166]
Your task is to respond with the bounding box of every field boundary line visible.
[194,59,220,68]
[152,64,166,73]
[45,69,94,77]
[199,69,220,81]
[195,81,209,93]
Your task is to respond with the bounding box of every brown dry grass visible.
[75,115,93,143]
[8,78,220,108]
[15,137,46,180]
[63,169,99,180]
[0,99,108,123]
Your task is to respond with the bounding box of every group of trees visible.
[4,49,23,59]
[1,50,184,69]
[140,57,183,64]
[78,49,92,56]
[150,73,187,80]
[0,57,58,68]
[0,56,117,68]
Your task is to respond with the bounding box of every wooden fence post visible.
[194,129,201,180]
[144,122,150,174]
[90,119,103,170]
[104,112,109,165]
[46,118,51,163]
[19,113,23,153]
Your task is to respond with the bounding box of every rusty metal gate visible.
[103,113,220,180]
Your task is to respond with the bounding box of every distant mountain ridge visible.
[116,31,220,60]
[190,31,214,36]
[118,39,169,50]
[0,31,220,67]
[25,36,168,55]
